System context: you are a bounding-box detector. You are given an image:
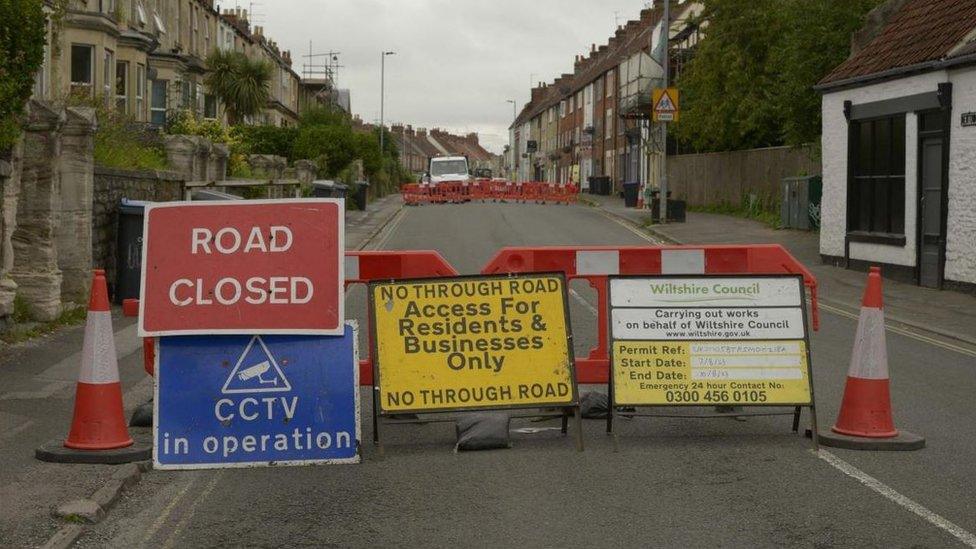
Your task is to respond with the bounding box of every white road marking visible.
[816,449,976,547]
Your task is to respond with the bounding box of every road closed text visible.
[371,275,577,413]
[140,200,343,336]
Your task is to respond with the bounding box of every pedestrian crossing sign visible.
[653,88,680,122]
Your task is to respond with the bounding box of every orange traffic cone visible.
[36,270,150,463]
[64,269,132,450]
[818,267,924,451]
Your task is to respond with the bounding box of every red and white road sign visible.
[138,199,344,336]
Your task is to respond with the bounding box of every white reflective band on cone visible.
[847,307,889,380]
[78,311,120,384]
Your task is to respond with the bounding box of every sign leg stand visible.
[792,406,801,433]
[809,405,820,451]
[574,406,584,452]
[372,386,380,445]
[609,406,619,454]
[561,408,569,435]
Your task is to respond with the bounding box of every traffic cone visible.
[36,270,151,463]
[817,267,924,451]
[64,269,132,449]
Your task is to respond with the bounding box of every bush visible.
[232,125,298,159]
[0,0,47,152]
[292,125,356,177]
[85,100,167,170]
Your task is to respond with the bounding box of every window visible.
[153,10,167,34]
[560,100,566,118]
[150,79,167,126]
[190,7,198,53]
[606,70,614,97]
[848,114,906,235]
[115,61,128,112]
[605,108,613,139]
[204,14,211,52]
[181,79,191,109]
[196,83,204,115]
[103,49,114,105]
[204,94,217,119]
[568,97,574,114]
[135,2,147,26]
[595,77,603,100]
[70,44,94,95]
[136,64,145,119]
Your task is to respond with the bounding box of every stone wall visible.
[92,167,184,289]
[0,148,17,323]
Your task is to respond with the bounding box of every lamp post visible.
[506,99,517,178]
[379,51,395,154]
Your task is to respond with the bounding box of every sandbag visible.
[579,391,609,419]
[455,412,511,451]
[129,399,153,427]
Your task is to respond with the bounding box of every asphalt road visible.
[77,203,976,548]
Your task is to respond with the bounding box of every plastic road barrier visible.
[127,244,817,390]
[481,245,819,384]
[402,181,578,205]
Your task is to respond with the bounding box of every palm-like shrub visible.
[204,49,272,124]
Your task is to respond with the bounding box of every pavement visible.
[584,191,976,347]
[42,200,976,547]
[0,193,402,548]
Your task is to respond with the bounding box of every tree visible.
[204,49,272,124]
[0,0,46,152]
[770,0,882,146]
[292,124,356,177]
[675,0,883,152]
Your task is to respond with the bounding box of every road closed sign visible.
[139,199,344,336]
[370,274,576,413]
[609,275,813,406]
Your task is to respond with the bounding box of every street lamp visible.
[506,99,517,179]
[380,51,396,154]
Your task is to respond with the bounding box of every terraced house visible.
[31,0,311,127]
[508,0,702,196]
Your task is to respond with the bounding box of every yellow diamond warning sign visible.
[652,87,680,122]
[370,274,577,413]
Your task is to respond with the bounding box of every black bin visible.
[622,181,639,208]
[353,181,369,210]
[588,175,611,195]
[114,199,149,304]
[312,180,348,199]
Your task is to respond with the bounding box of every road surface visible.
[78,203,976,547]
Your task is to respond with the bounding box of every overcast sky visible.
[257,0,651,153]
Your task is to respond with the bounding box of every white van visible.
[424,156,470,185]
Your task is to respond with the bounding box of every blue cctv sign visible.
[153,323,360,469]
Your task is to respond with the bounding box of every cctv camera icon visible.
[237,361,277,386]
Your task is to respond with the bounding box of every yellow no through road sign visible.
[370,274,577,413]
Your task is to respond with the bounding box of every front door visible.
[918,113,946,288]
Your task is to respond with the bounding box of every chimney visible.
[417,128,427,137]
[391,123,404,133]
[466,132,479,145]
[591,43,596,54]
[406,125,414,136]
